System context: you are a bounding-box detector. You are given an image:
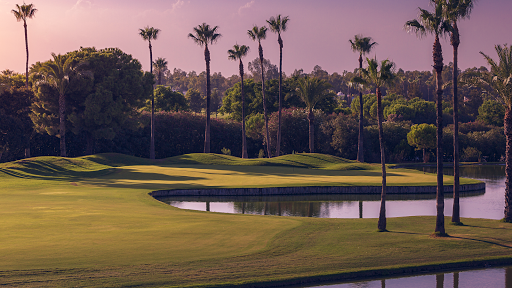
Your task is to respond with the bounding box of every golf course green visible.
[0,153,510,287]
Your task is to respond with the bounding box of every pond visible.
[302,266,512,288]
[156,164,505,220]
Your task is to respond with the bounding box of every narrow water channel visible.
[302,266,512,288]
[156,164,505,220]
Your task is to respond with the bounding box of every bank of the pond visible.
[222,257,512,288]
[150,183,485,197]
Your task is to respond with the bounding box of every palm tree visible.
[153,57,168,86]
[139,26,160,160]
[33,53,80,157]
[267,15,289,157]
[189,23,221,154]
[248,25,272,158]
[295,76,332,153]
[478,45,512,222]
[349,35,378,163]
[228,44,250,159]
[354,58,396,232]
[442,0,475,225]
[12,3,37,88]
[406,0,452,235]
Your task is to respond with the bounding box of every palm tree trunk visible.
[59,93,66,157]
[259,43,271,158]
[451,22,461,224]
[433,35,445,235]
[308,108,314,153]
[505,109,512,222]
[240,60,248,159]
[276,36,283,157]
[149,42,155,159]
[357,54,364,163]
[376,87,386,231]
[204,45,211,154]
[423,148,427,163]
[24,21,29,89]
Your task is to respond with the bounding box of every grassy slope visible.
[0,153,504,288]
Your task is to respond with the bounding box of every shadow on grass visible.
[0,164,206,191]
[449,235,512,249]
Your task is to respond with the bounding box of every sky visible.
[1,0,511,77]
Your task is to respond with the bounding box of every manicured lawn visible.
[0,153,507,287]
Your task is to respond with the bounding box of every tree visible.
[189,23,221,153]
[294,76,333,153]
[153,57,168,86]
[350,34,378,163]
[248,25,272,158]
[139,26,160,159]
[186,89,204,113]
[12,3,37,89]
[31,48,152,156]
[247,57,279,82]
[267,15,289,157]
[354,58,396,232]
[0,87,33,161]
[408,124,437,163]
[478,99,505,127]
[228,44,250,159]
[148,86,188,112]
[478,45,512,222]
[406,1,452,235]
[32,53,85,157]
[441,0,474,224]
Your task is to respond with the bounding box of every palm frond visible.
[248,26,267,41]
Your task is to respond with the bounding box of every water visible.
[156,164,510,287]
[302,267,512,288]
[156,164,506,220]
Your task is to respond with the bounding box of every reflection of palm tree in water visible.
[506,267,512,288]
[454,272,459,288]
[436,273,444,288]
[233,201,322,217]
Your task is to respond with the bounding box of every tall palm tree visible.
[33,53,79,157]
[353,58,396,232]
[406,0,452,235]
[349,35,378,163]
[12,3,37,88]
[153,57,168,86]
[478,45,512,222]
[189,23,221,154]
[248,25,272,158]
[139,26,160,160]
[228,44,250,159]
[441,0,475,225]
[267,15,289,157]
[295,76,332,153]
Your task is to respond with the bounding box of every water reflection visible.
[157,191,485,219]
[156,164,505,220]
[301,266,512,288]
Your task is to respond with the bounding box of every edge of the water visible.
[206,257,512,288]
[150,183,485,197]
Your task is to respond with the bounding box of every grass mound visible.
[0,156,113,180]
[167,153,374,170]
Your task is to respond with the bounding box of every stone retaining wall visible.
[150,183,485,197]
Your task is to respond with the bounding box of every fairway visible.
[0,153,509,288]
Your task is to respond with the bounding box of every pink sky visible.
[1,0,511,77]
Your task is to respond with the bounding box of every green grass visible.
[0,153,503,288]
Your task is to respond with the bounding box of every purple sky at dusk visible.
[1,0,511,77]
